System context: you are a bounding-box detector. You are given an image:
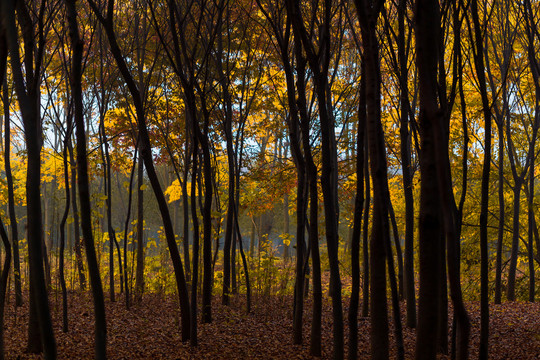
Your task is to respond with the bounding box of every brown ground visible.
[4,291,540,359]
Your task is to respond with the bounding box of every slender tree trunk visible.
[348,60,366,360]
[2,76,22,307]
[507,182,522,301]
[388,199,404,299]
[0,217,10,360]
[123,143,138,308]
[524,0,539,303]
[495,119,504,304]
[2,1,57,357]
[470,0,492,356]
[297,55,322,356]
[68,140,86,291]
[397,0,416,327]
[59,128,73,332]
[135,150,145,301]
[87,0,192,339]
[67,1,108,356]
[190,139,200,346]
[356,1,390,358]
[0,48,11,355]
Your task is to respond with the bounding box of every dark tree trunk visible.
[388,199,404,299]
[348,59,366,360]
[2,1,57,357]
[524,0,539,304]
[397,0,416,327]
[470,0,492,356]
[507,182,523,301]
[361,133,370,318]
[67,1,108,356]
[123,143,139,307]
[297,53,322,356]
[68,140,86,291]
[494,119,504,304]
[356,1,390,358]
[59,125,73,332]
[0,215,10,360]
[88,0,192,340]
[288,1,344,356]
[414,0,443,358]
[190,137,200,346]
[135,149,145,301]
[0,43,11,357]
[2,77,22,308]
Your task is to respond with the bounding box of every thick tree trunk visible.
[414,0,443,358]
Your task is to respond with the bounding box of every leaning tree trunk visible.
[87,0,192,340]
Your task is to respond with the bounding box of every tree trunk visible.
[2,1,57,357]
[190,138,200,346]
[470,0,492,356]
[68,140,86,291]
[135,149,145,301]
[356,1,390,358]
[414,0,443,358]
[67,1,108,356]
[2,76,22,307]
[87,0,192,340]
[348,58,366,360]
[494,119,504,304]
[507,182,522,301]
[397,0,416,327]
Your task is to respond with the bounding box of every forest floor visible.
[4,290,540,359]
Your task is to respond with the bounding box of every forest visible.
[0,0,539,358]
